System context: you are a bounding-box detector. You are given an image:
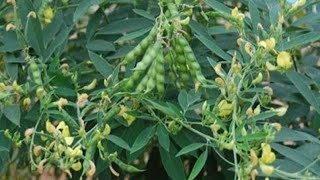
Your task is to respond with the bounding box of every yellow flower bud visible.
[24,128,34,139]
[231,7,245,21]
[6,23,16,32]
[215,77,225,87]
[259,163,274,176]
[86,161,96,177]
[46,120,56,134]
[223,141,235,150]
[83,79,97,90]
[214,63,224,77]
[217,100,233,117]
[245,42,254,56]
[258,40,267,48]
[210,123,221,134]
[71,161,82,171]
[232,63,242,75]
[252,72,263,85]
[40,130,48,141]
[27,11,37,18]
[0,83,6,92]
[23,97,32,108]
[250,149,259,166]
[103,124,111,136]
[246,107,254,116]
[253,105,261,115]
[33,145,42,156]
[266,62,278,71]
[272,106,288,117]
[277,51,293,70]
[251,169,258,180]
[178,17,190,25]
[36,87,46,98]
[272,123,282,132]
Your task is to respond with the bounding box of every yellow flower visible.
[46,120,56,134]
[260,143,276,164]
[33,145,42,156]
[277,51,293,70]
[40,130,48,141]
[64,137,74,146]
[71,161,82,171]
[57,121,70,137]
[231,7,245,21]
[70,146,83,158]
[54,98,68,111]
[43,7,54,20]
[86,160,96,177]
[265,38,276,51]
[259,163,274,176]
[217,100,233,117]
[77,93,89,108]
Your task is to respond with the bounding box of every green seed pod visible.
[112,157,144,173]
[121,26,157,65]
[176,36,189,47]
[29,59,42,85]
[146,77,156,91]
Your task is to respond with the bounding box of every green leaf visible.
[178,90,201,113]
[205,0,231,13]
[272,143,320,176]
[98,18,153,35]
[73,0,105,22]
[286,71,320,113]
[188,150,208,180]
[157,124,170,152]
[247,111,278,122]
[143,99,183,119]
[264,0,280,25]
[86,40,115,52]
[88,51,113,78]
[115,27,152,43]
[0,31,22,52]
[195,34,232,62]
[176,143,205,157]
[159,145,185,180]
[249,1,260,35]
[107,135,131,151]
[133,9,155,21]
[274,128,320,144]
[281,32,320,50]
[130,126,156,154]
[3,104,21,126]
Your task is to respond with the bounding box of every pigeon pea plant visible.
[1,0,320,179]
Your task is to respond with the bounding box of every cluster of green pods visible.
[122,0,205,93]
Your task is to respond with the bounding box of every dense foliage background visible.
[1,0,320,179]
